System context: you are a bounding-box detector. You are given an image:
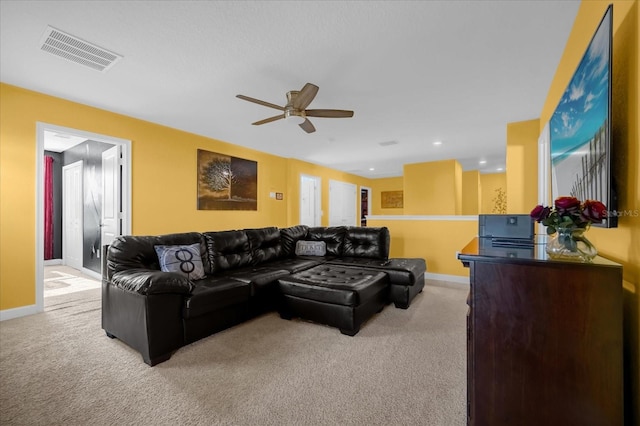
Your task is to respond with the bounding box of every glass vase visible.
[545,226,597,262]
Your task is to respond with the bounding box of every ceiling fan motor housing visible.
[284,90,305,122]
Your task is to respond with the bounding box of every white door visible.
[62,161,83,270]
[101,145,121,247]
[300,174,321,226]
[329,180,357,226]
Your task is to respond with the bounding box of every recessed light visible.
[497,167,504,171]
[433,141,443,146]
[479,160,487,165]
[369,167,375,171]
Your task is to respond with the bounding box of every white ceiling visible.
[0,1,579,178]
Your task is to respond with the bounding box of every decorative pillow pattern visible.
[295,240,327,257]
[154,243,205,280]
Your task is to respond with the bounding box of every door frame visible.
[35,122,131,312]
[62,161,84,270]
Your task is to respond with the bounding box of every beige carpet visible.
[0,280,468,426]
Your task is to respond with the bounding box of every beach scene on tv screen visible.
[550,9,610,205]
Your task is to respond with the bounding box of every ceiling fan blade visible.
[305,109,354,118]
[299,119,316,133]
[236,94,284,111]
[252,114,285,125]
[293,83,319,110]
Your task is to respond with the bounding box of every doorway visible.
[360,186,371,226]
[37,123,131,309]
[300,174,321,226]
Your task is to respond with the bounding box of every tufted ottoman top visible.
[277,264,388,307]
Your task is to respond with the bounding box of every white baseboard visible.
[425,272,470,285]
[82,268,101,280]
[44,259,63,266]
[0,304,41,321]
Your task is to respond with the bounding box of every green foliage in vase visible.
[492,187,507,214]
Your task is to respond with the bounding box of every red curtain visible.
[44,156,54,260]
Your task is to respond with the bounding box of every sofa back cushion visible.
[106,232,205,280]
[342,226,390,260]
[306,226,347,257]
[280,225,309,258]
[246,227,284,265]
[204,230,252,272]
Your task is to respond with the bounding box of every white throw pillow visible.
[154,243,206,280]
[295,240,327,256]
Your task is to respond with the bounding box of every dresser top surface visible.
[458,237,621,268]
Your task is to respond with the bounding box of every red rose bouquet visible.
[530,196,607,234]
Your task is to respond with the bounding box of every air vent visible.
[39,26,122,72]
[379,141,398,147]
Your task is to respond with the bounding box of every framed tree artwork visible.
[197,149,257,210]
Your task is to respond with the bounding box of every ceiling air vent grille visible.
[39,26,122,72]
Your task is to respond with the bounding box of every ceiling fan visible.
[236,83,354,134]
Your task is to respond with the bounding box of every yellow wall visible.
[0,84,369,310]
[480,173,506,214]
[506,118,540,213]
[367,218,476,277]
[369,176,404,215]
[462,170,481,215]
[539,1,639,421]
[403,159,462,215]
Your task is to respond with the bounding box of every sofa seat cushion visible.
[327,257,426,286]
[384,258,426,285]
[278,265,388,307]
[327,257,391,268]
[183,277,250,319]
[224,267,291,296]
[261,258,324,274]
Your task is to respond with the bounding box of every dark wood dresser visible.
[458,237,623,426]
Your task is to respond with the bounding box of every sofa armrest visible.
[110,269,194,295]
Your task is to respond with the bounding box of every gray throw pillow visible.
[295,240,327,256]
[154,243,205,280]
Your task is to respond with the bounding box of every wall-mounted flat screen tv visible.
[550,4,616,228]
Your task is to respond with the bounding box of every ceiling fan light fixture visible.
[284,109,306,124]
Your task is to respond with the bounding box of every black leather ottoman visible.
[277,264,389,335]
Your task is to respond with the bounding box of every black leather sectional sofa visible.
[102,225,426,366]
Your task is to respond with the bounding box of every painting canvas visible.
[549,7,610,206]
[197,149,257,210]
[381,190,403,208]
